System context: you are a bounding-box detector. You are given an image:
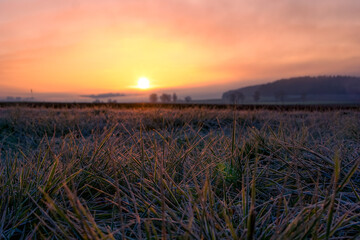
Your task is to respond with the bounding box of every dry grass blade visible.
[0,107,359,239]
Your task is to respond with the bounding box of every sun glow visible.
[137,77,150,89]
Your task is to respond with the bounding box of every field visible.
[1,105,360,239]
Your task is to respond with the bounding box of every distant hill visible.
[222,76,360,103]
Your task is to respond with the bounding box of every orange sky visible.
[1,0,360,100]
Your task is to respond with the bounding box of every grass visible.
[0,106,359,239]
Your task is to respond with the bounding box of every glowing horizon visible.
[1,0,360,99]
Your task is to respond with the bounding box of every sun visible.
[137,77,150,89]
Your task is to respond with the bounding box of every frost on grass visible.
[0,107,359,239]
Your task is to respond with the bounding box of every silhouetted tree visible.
[185,96,192,103]
[149,93,158,103]
[253,90,260,103]
[229,93,237,104]
[229,92,245,104]
[274,90,285,103]
[301,92,307,103]
[172,93,178,103]
[160,93,171,103]
[237,92,245,104]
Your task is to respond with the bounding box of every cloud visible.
[80,93,127,99]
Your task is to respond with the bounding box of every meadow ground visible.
[0,106,359,239]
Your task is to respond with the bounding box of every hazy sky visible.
[1,0,360,100]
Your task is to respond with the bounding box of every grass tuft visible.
[0,106,359,239]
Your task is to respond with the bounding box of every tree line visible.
[149,93,192,103]
[227,90,261,104]
[226,90,307,104]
